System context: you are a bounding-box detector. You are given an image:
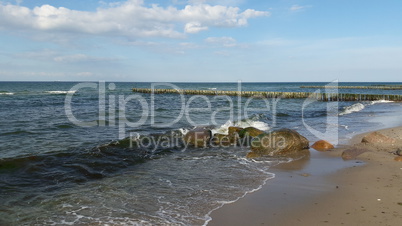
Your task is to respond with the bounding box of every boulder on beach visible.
[248,129,309,157]
[341,148,368,160]
[184,127,212,148]
[362,132,396,144]
[311,140,334,151]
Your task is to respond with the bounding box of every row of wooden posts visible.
[132,88,402,102]
[300,85,402,90]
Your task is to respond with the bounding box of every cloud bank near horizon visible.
[0,0,269,39]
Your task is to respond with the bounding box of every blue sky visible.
[0,0,401,82]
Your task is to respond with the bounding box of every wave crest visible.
[45,91,75,94]
[211,119,270,135]
[369,100,394,105]
[339,103,365,116]
[339,99,394,116]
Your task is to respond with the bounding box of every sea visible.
[1,81,402,225]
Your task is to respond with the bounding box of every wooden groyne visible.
[132,88,402,102]
[300,85,402,90]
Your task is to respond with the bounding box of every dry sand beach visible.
[209,126,402,226]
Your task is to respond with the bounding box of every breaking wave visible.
[211,119,270,135]
[369,100,394,105]
[339,103,365,116]
[45,91,76,95]
[0,92,14,95]
[339,100,394,116]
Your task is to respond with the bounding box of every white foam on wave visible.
[45,90,76,94]
[369,100,394,105]
[339,99,394,116]
[0,92,14,95]
[211,119,270,135]
[178,128,190,135]
[339,103,365,116]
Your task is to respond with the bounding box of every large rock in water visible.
[237,127,265,147]
[228,126,243,136]
[184,127,212,148]
[211,133,231,147]
[238,127,265,138]
[227,126,243,145]
[211,127,244,147]
[248,129,309,157]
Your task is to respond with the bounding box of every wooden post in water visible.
[300,85,402,90]
[132,88,402,102]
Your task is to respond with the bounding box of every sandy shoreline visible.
[208,126,402,225]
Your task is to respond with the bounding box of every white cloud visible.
[205,36,237,47]
[259,38,296,47]
[0,0,269,39]
[213,50,230,56]
[76,72,94,77]
[53,54,118,63]
[0,70,66,78]
[184,22,208,33]
[12,50,119,63]
[13,49,58,59]
[120,40,160,47]
[180,42,199,49]
[290,4,311,12]
[188,0,245,6]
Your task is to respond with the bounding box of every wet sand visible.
[208,127,402,225]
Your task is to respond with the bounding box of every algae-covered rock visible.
[248,129,309,157]
[228,126,243,136]
[227,126,243,145]
[236,127,265,147]
[238,127,265,138]
[184,127,212,148]
[211,133,232,147]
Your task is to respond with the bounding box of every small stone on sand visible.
[394,156,402,162]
